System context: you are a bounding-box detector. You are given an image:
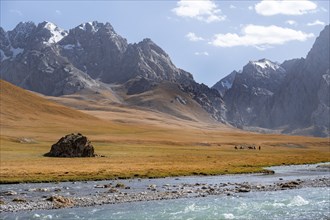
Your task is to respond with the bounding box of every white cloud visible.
[248,6,253,10]
[307,19,325,26]
[229,5,236,9]
[172,0,226,23]
[255,0,317,16]
[186,32,204,41]
[286,20,297,26]
[55,10,62,15]
[10,9,23,17]
[194,51,209,56]
[209,25,314,50]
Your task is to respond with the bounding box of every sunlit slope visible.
[0,80,98,121]
[47,82,224,128]
[124,82,216,123]
[0,79,104,138]
[0,79,230,142]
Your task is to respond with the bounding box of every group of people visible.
[234,144,261,150]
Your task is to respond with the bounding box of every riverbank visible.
[1,163,329,213]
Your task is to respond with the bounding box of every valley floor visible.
[0,80,329,183]
[0,129,329,183]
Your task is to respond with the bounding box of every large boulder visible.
[45,133,95,157]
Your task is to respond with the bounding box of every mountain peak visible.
[77,21,115,34]
[141,38,153,43]
[37,21,67,44]
[249,59,280,70]
[305,24,329,73]
[15,21,35,28]
[11,21,36,36]
[41,21,57,29]
[137,38,169,58]
[78,21,99,32]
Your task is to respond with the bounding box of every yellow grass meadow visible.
[1,80,329,183]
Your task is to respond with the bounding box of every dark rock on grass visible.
[45,133,95,157]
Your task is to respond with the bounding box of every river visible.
[1,163,329,219]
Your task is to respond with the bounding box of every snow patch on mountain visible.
[0,49,8,61]
[11,47,24,57]
[78,22,99,33]
[212,71,238,96]
[322,72,330,85]
[250,59,280,71]
[43,22,67,44]
[78,23,87,31]
[0,47,24,61]
[63,44,75,50]
[221,80,233,90]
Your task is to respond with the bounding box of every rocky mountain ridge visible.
[213,25,329,137]
[264,25,329,136]
[0,21,225,123]
[216,58,287,127]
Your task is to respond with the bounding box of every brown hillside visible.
[0,79,97,121]
[124,82,216,123]
[0,80,103,139]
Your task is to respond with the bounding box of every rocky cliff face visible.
[265,25,329,136]
[311,70,330,136]
[119,38,193,84]
[58,21,128,83]
[180,80,226,122]
[0,21,98,96]
[220,59,287,127]
[215,25,329,136]
[212,70,238,96]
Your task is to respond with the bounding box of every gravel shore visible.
[1,164,329,213]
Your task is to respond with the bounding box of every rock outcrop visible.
[181,81,226,122]
[45,133,95,157]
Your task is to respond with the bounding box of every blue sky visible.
[1,0,329,86]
